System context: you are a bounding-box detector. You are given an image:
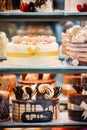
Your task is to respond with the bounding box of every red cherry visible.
[77,4,82,12]
[20,3,30,12]
[83,3,87,11]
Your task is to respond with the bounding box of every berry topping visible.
[77,3,87,12]
[20,3,30,12]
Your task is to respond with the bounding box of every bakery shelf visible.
[0,10,87,21]
[0,64,87,74]
[0,112,87,128]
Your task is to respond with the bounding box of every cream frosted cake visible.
[7,35,59,66]
[20,0,53,12]
[0,32,9,60]
[66,26,87,65]
[65,0,87,12]
[12,73,60,122]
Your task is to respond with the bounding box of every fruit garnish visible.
[20,2,36,12]
[83,3,87,11]
[77,3,87,12]
[20,3,30,12]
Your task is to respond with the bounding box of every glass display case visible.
[0,2,87,128]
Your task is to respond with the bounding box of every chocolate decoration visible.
[35,0,47,8]
[53,87,62,98]
[25,87,33,99]
[72,84,83,93]
[13,86,24,100]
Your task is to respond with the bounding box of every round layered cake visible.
[12,73,60,122]
[66,26,87,65]
[0,32,9,60]
[68,84,87,122]
[61,25,81,57]
[7,35,59,66]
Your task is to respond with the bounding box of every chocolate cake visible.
[0,91,10,122]
[68,84,87,122]
[12,73,61,122]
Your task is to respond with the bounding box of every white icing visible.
[82,90,87,95]
[36,0,53,12]
[80,101,87,120]
[7,41,58,66]
[0,32,9,58]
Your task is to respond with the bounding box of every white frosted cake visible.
[0,32,9,60]
[7,35,59,66]
[65,0,87,12]
[20,0,53,12]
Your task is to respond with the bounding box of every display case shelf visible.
[0,10,87,21]
[0,64,87,74]
[0,112,87,128]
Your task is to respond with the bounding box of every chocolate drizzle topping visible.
[35,0,47,8]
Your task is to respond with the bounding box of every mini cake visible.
[12,73,61,122]
[62,74,81,96]
[0,74,16,93]
[65,0,87,12]
[0,32,9,60]
[0,91,10,122]
[68,84,87,122]
[66,26,87,66]
[7,35,59,66]
[20,0,53,12]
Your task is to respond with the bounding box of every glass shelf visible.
[0,63,87,74]
[0,10,87,21]
[0,112,87,128]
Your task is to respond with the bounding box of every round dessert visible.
[68,84,87,122]
[20,0,53,12]
[66,26,87,66]
[12,73,60,122]
[0,32,9,60]
[0,91,10,122]
[0,74,16,93]
[7,35,59,66]
[61,25,81,57]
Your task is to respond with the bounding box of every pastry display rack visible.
[0,10,87,128]
[0,10,87,21]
